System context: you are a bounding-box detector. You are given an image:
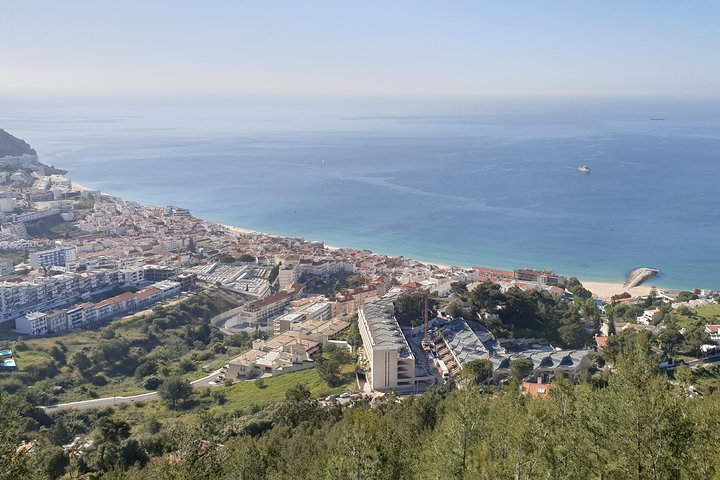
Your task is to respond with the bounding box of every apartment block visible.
[29,246,77,269]
[358,296,429,392]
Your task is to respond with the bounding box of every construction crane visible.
[421,289,441,352]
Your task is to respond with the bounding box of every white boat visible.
[578,165,591,174]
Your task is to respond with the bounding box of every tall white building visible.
[358,296,427,392]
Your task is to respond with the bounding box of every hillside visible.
[0,128,37,158]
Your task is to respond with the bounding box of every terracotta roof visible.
[136,287,161,301]
[96,291,136,309]
[250,291,291,309]
[521,381,554,398]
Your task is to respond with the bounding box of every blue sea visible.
[1,96,719,290]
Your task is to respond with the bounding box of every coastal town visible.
[1,131,718,396]
[4,2,720,476]
[2,129,720,478]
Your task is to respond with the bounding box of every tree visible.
[658,325,683,358]
[268,263,280,285]
[461,359,493,385]
[469,281,505,315]
[603,330,653,364]
[603,345,693,478]
[285,383,311,403]
[683,323,711,357]
[678,291,699,302]
[607,315,617,335]
[0,393,31,480]
[567,277,592,299]
[49,345,67,366]
[95,418,131,472]
[315,354,341,386]
[450,281,469,298]
[158,377,193,408]
[71,351,92,373]
[118,439,149,470]
[143,376,162,390]
[510,358,533,381]
[674,366,693,387]
[446,302,466,319]
[394,291,437,327]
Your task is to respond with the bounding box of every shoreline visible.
[70,180,668,297]
[580,281,652,300]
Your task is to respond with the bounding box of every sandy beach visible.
[581,280,652,300]
[220,224,261,236]
[223,223,648,294]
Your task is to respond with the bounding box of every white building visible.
[0,197,17,213]
[29,246,78,270]
[16,311,49,335]
[358,296,431,392]
[0,259,13,277]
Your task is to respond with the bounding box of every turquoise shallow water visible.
[1,97,719,290]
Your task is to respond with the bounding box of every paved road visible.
[42,368,224,413]
[660,353,720,371]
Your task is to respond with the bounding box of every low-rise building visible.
[514,268,567,286]
[637,308,661,325]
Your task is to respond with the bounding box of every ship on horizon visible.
[578,165,591,174]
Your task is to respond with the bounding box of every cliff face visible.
[0,129,37,158]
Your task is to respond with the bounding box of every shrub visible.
[143,376,162,390]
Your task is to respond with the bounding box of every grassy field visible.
[106,367,358,428]
[672,303,720,327]
[691,304,720,322]
[214,367,357,413]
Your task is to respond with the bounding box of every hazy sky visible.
[3,1,719,98]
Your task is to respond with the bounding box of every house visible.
[637,308,662,325]
[521,378,554,398]
[705,324,720,344]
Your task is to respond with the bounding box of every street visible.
[42,368,224,412]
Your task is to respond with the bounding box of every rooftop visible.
[439,319,489,364]
[360,297,413,357]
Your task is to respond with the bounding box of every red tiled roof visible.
[250,291,291,309]
[521,381,554,398]
[96,291,136,309]
[136,287,161,301]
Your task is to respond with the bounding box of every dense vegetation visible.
[393,291,439,327]
[304,272,367,297]
[0,294,242,405]
[5,334,720,479]
[446,281,597,348]
[24,215,81,240]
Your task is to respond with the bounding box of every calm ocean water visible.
[1,97,719,289]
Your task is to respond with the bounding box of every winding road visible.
[42,368,224,413]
